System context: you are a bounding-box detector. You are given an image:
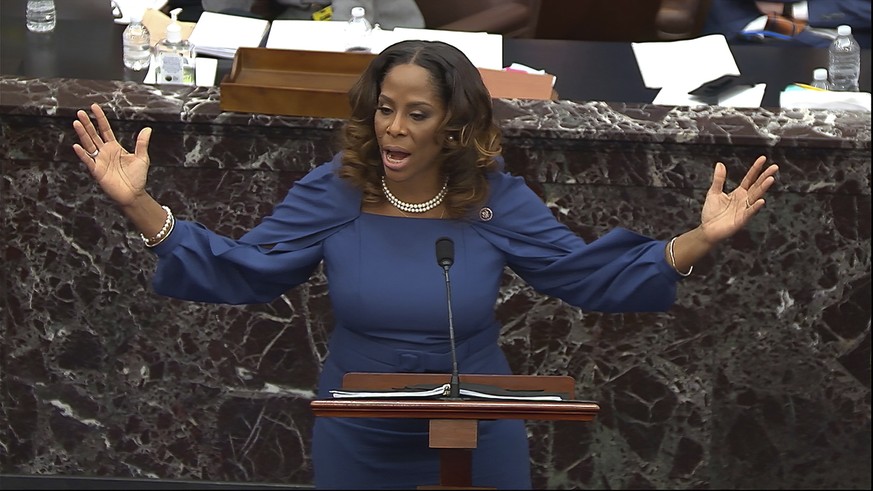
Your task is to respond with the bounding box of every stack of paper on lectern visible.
[330,383,568,401]
[189,11,270,59]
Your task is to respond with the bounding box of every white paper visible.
[330,383,565,401]
[194,57,218,87]
[506,63,545,75]
[265,21,503,69]
[393,27,502,69]
[632,34,740,90]
[780,89,871,112]
[266,20,400,53]
[266,20,348,52]
[188,12,270,59]
[654,83,767,108]
[330,384,448,399]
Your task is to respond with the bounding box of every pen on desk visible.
[793,83,828,92]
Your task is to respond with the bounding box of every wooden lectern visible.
[310,372,599,489]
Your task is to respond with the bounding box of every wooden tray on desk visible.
[220,47,377,118]
[219,47,558,118]
[479,68,558,101]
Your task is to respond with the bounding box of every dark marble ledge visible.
[1,75,870,149]
[0,475,308,490]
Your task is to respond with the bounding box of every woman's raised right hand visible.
[72,103,153,208]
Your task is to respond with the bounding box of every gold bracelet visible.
[668,237,693,277]
[141,205,174,248]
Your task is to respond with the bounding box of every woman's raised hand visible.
[699,155,780,244]
[72,103,153,208]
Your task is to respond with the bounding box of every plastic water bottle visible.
[344,6,373,53]
[122,8,151,71]
[26,0,56,33]
[827,25,860,92]
[809,68,830,90]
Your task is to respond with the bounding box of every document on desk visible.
[780,87,871,112]
[632,34,765,107]
[269,20,354,53]
[632,34,740,90]
[188,12,271,59]
[652,83,766,107]
[266,22,502,69]
[392,27,503,70]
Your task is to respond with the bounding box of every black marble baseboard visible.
[0,475,309,490]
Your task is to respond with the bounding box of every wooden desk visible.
[2,0,869,108]
[504,38,872,106]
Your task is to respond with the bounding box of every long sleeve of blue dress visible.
[149,156,361,304]
[470,171,681,313]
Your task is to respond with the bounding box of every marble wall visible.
[1,75,870,489]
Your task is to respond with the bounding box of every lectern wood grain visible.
[429,419,478,448]
[220,48,376,118]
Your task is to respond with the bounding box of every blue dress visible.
[151,153,682,489]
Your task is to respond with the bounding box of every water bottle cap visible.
[351,6,365,18]
[837,25,852,36]
[813,68,827,80]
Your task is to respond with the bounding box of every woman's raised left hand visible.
[699,155,779,244]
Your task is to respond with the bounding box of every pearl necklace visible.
[381,176,448,213]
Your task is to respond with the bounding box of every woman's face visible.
[375,63,447,189]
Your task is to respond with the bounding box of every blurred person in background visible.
[166,0,425,28]
[703,0,871,48]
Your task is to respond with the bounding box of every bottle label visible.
[158,54,184,84]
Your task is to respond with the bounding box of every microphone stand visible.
[440,263,461,399]
[436,237,461,400]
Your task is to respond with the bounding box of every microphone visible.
[435,237,461,399]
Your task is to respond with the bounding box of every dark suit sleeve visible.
[806,0,872,28]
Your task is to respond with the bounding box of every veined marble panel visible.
[1,75,869,489]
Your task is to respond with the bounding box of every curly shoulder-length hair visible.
[338,40,502,218]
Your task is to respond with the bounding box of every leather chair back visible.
[655,0,712,40]
[414,0,541,38]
